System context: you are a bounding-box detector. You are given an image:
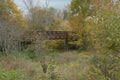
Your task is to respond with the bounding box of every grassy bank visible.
[0,51,119,80]
[0,51,93,80]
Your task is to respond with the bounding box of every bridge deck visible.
[19,30,79,50]
[20,30,78,42]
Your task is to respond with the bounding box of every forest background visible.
[0,0,120,80]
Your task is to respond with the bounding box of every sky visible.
[14,0,72,12]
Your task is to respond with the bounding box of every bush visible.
[0,66,26,80]
[88,54,120,80]
[88,2,120,53]
[47,59,60,80]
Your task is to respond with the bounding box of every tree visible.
[0,0,26,28]
[88,2,120,80]
[69,0,95,50]
[89,1,120,53]
[26,7,60,30]
[0,0,26,53]
[70,0,94,27]
[69,0,115,50]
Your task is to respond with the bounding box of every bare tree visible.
[23,0,50,73]
[0,18,23,53]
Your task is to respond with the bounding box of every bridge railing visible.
[20,30,79,42]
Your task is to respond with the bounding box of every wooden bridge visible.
[20,30,79,50]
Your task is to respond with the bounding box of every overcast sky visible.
[14,0,71,12]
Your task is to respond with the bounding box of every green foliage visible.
[87,2,120,79]
[89,54,120,80]
[88,2,120,53]
[70,0,95,29]
[69,0,95,50]
[0,66,26,80]
[69,0,120,51]
[70,0,93,17]
[43,40,65,51]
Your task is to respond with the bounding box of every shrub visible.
[47,60,60,80]
[0,66,26,80]
[88,54,120,80]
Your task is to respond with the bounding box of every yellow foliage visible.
[0,0,26,29]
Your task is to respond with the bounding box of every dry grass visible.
[0,51,94,80]
[53,51,92,80]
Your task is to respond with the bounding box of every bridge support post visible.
[64,32,69,51]
[64,38,68,51]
